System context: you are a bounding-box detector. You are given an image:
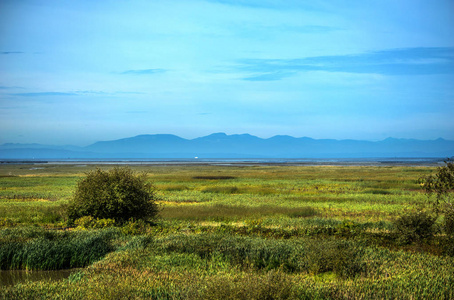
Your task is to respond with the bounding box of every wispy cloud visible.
[120,69,166,75]
[74,90,108,95]
[74,90,146,95]
[236,47,454,80]
[12,92,78,97]
[1,51,23,55]
[243,71,297,81]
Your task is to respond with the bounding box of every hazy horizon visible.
[1,1,453,145]
[2,132,454,148]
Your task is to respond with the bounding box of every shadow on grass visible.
[160,204,317,221]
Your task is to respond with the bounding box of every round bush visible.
[67,167,158,224]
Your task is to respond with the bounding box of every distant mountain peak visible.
[231,133,260,139]
[268,135,297,140]
[133,133,183,139]
[1,133,453,159]
[204,132,227,138]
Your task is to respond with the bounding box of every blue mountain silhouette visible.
[1,133,453,159]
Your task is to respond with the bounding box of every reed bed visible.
[0,227,120,270]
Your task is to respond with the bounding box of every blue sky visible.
[1,0,453,145]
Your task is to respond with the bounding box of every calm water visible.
[0,157,446,166]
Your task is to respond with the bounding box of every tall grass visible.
[3,231,453,299]
[160,204,317,221]
[0,227,120,270]
[2,163,453,299]
[153,233,368,278]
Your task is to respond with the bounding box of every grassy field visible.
[1,163,453,299]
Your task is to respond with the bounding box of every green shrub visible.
[74,216,116,229]
[393,211,437,245]
[67,167,158,224]
[121,218,150,235]
[442,204,454,256]
[96,217,116,228]
[74,216,95,229]
[444,204,454,237]
[420,159,454,211]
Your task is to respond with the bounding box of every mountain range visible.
[1,133,453,159]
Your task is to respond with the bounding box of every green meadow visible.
[1,163,453,299]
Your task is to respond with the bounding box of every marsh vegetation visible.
[1,163,453,299]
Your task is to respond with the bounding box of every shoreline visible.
[0,157,446,167]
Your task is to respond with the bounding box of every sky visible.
[1,0,453,146]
